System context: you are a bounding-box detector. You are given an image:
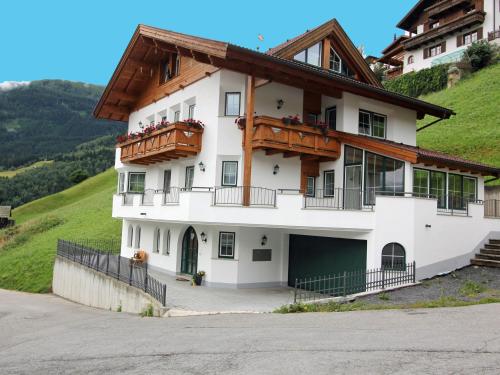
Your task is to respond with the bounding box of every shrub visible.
[69,169,89,184]
[461,41,497,71]
[383,64,450,97]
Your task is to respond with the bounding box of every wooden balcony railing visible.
[488,30,500,41]
[425,0,472,18]
[118,122,203,165]
[251,116,341,159]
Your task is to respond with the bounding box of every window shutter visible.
[441,41,446,53]
[457,34,463,47]
[477,27,483,40]
[423,48,429,59]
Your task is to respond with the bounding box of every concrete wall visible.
[52,257,165,315]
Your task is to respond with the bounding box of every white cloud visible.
[0,81,31,92]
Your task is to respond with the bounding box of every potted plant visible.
[183,119,205,129]
[281,114,301,126]
[192,271,206,286]
[313,121,329,136]
[116,134,128,143]
[235,116,246,130]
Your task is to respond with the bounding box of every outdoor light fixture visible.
[138,121,143,130]
[200,232,207,243]
[425,224,432,228]
[261,235,268,246]
[198,161,206,172]
[276,99,284,110]
[273,165,280,175]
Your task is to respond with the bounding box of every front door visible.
[344,165,362,209]
[181,226,198,275]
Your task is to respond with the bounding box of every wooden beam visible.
[111,91,137,102]
[126,58,155,71]
[322,37,331,69]
[102,104,130,116]
[243,75,255,206]
[283,152,300,158]
[265,149,282,156]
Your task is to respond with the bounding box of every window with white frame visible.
[329,47,342,72]
[324,170,335,197]
[225,92,241,116]
[358,110,386,138]
[162,229,170,255]
[185,166,195,189]
[464,30,478,45]
[174,110,180,122]
[128,172,145,193]
[429,44,442,57]
[219,232,235,258]
[188,104,196,119]
[381,243,406,270]
[153,228,161,253]
[222,161,238,186]
[134,225,141,249]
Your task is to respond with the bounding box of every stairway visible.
[471,239,500,267]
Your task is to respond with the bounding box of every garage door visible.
[288,235,367,287]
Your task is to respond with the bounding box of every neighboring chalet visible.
[94,19,500,289]
[379,0,500,77]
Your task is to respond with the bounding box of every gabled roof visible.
[266,19,382,88]
[381,35,409,55]
[397,0,433,31]
[94,24,455,122]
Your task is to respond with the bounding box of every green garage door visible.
[288,235,367,287]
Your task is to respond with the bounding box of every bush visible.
[69,169,89,184]
[461,41,498,71]
[383,64,450,97]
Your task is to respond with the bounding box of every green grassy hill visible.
[0,169,121,292]
[417,64,500,175]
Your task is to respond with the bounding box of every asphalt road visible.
[1,289,500,375]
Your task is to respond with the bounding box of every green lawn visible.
[0,169,121,292]
[417,63,500,177]
[0,160,54,178]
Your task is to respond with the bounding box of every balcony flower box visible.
[282,115,301,126]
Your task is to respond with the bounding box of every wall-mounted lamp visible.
[261,235,268,246]
[276,99,285,110]
[138,121,144,130]
[425,224,432,228]
[198,161,206,172]
[200,232,207,243]
[273,164,280,175]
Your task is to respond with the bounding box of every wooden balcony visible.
[425,0,472,18]
[118,122,203,165]
[251,116,341,159]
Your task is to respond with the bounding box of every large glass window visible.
[219,232,235,258]
[381,243,406,270]
[448,174,463,210]
[293,42,322,67]
[222,161,238,186]
[185,166,195,189]
[325,107,336,130]
[128,172,145,193]
[364,152,404,205]
[359,110,386,138]
[413,169,429,197]
[430,171,446,209]
[344,146,363,165]
[306,176,315,197]
[324,170,335,197]
[225,92,241,116]
[463,177,477,202]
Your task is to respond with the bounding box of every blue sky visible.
[0,0,413,85]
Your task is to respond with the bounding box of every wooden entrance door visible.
[181,226,198,275]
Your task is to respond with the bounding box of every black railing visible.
[57,239,167,306]
[304,188,374,210]
[293,262,416,303]
[158,187,180,204]
[213,186,277,207]
[141,189,155,205]
[485,199,500,218]
[121,192,136,206]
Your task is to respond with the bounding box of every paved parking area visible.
[1,289,500,374]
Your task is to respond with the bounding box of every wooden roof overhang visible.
[403,10,486,50]
[94,25,455,122]
[397,0,434,31]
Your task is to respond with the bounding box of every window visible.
[174,110,180,122]
[412,169,446,208]
[381,243,406,270]
[163,170,171,193]
[344,146,363,165]
[293,42,322,67]
[464,31,478,45]
[118,173,125,193]
[219,232,235,258]
[407,55,414,65]
[162,229,170,255]
[364,152,404,205]
[188,104,196,119]
[413,169,429,197]
[429,44,442,57]
[185,166,195,189]
[134,225,141,249]
[448,174,477,210]
[222,161,238,186]
[306,112,319,125]
[463,177,477,202]
[430,21,440,29]
[159,53,180,84]
[325,107,336,130]
[225,92,241,116]
[329,48,342,72]
[127,225,134,247]
[153,228,161,253]
[128,172,145,193]
[306,176,315,197]
[324,170,335,197]
[358,110,386,138]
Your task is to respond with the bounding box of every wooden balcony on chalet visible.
[251,116,341,160]
[118,122,203,165]
[425,0,472,18]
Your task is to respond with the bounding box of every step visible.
[475,253,500,261]
[490,239,500,245]
[471,258,500,268]
[485,243,500,250]
[480,248,500,256]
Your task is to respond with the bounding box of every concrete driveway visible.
[2,289,500,374]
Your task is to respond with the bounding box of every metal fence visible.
[484,200,500,218]
[293,262,416,303]
[141,189,155,205]
[161,187,180,204]
[213,186,276,207]
[57,239,167,306]
[304,188,374,210]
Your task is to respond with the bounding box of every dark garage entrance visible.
[288,234,367,287]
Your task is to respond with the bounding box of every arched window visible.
[382,243,406,270]
[134,225,141,249]
[162,229,171,255]
[127,225,134,247]
[407,55,414,65]
[153,228,161,253]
